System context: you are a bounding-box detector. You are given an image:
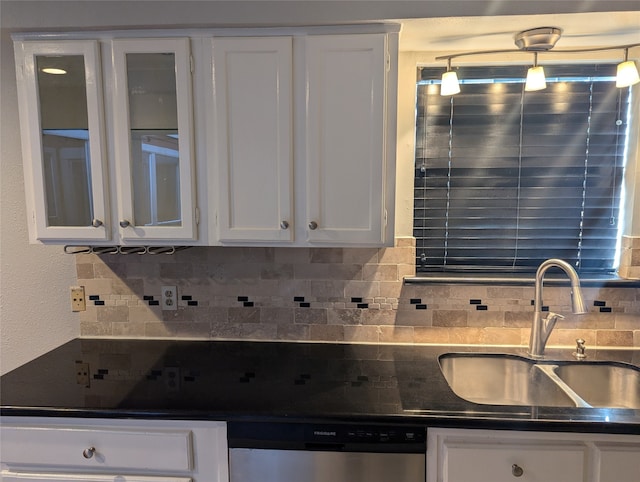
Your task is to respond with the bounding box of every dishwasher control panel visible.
[228,421,426,453]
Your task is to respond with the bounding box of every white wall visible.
[2,0,637,374]
[0,27,79,374]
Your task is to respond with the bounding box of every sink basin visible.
[554,363,640,409]
[439,353,640,409]
[439,354,577,407]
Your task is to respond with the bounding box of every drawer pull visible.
[511,464,524,477]
[82,446,96,459]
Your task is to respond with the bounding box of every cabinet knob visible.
[91,219,103,228]
[511,464,524,477]
[280,221,289,230]
[119,220,131,228]
[82,446,96,459]
[308,221,318,230]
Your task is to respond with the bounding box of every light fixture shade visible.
[525,66,546,91]
[616,60,640,88]
[441,71,460,96]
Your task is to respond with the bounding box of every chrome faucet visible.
[528,259,587,359]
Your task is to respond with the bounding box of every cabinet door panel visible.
[443,442,586,482]
[112,38,196,241]
[305,34,387,244]
[213,37,293,242]
[16,40,109,241]
[1,472,191,482]
[595,443,640,482]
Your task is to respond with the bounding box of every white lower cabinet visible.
[0,417,228,482]
[427,428,640,482]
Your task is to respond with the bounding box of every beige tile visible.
[228,307,261,324]
[260,264,294,280]
[129,304,163,323]
[294,263,330,279]
[277,324,310,340]
[241,323,277,340]
[76,263,94,279]
[395,309,432,327]
[480,328,521,345]
[344,280,380,298]
[112,322,146,337]
[547,329,597,347]
[211,322,243,339]
[343,325,379,343]
[328,308,362,325]
[596,330,634,347]
[343,248,379,264]
[413,327,450,344]
[97,306,129,323]
[395,237,416,247]
[378,246,415,265]
[614,313,640,329]
[467,311,504,327]
[80,321,113,336]
[260,307,294,325]
[144,322,211,338]
[309,324,345,342]
[379,326,414,343]
[448,327,484,344]
[294,308,328,325]
[363,264,398,281]
[361,309,396,326]
[432,310,468,327]
[310,248,343,264]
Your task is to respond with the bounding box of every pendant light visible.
[525,52,546,91]
[440,58,460,96]
[616,48,640,88]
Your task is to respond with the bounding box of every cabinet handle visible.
[91,219,103,228]
[119,220,131,228]
[308,221,318,230]
[511,464,524,477]
[280,221,289,230]
[82,446,96,459]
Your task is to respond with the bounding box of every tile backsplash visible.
[76,237,640,348]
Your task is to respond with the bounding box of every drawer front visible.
[1,471,192,482]
[1,425,193,472]
[444,442,587,482]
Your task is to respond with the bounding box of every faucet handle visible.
[574,338,587,359]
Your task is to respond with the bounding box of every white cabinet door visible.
[212,37,293,242]
[595,443,640,482]
[14,40,110,242]
[1,473,191,482]
[442,441,586,482]
[0,417,229,482]
[304,34,390,245]
[112,38,197,242]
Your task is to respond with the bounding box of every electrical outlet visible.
[75,361,90,387]
[70,286,86,312]
[164,366,181,391]
[161,285,177,311]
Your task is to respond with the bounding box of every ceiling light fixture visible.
[41,67,67,75]
[435,27,640,95]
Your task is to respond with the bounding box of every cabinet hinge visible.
[384,209,388,227]
[190,55,194,74]
[195,207,200,225]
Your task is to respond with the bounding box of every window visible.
[414,64,631,274]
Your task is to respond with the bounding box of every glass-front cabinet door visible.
[112,38,196,242]
[15,40,109,241]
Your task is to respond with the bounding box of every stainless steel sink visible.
[439,353,640,409]
[553,363,640,409]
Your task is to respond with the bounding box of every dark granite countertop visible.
[1,339,639,434]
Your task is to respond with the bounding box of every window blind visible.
[414,64,631,274]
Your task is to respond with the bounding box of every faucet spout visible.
[528,259,586,359]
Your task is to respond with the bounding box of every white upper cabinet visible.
[304,34,390,245]
[14,40,110,242]
[211,31,397,246]
[212,37,293,242]
[14,26,398,247]
[112,38,197,242]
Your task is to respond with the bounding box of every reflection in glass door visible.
[113,38,195,241]
[36,55,94,227]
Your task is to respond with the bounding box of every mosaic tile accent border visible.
[75,238,640,347]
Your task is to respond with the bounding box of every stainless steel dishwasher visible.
[227,421,426,482]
